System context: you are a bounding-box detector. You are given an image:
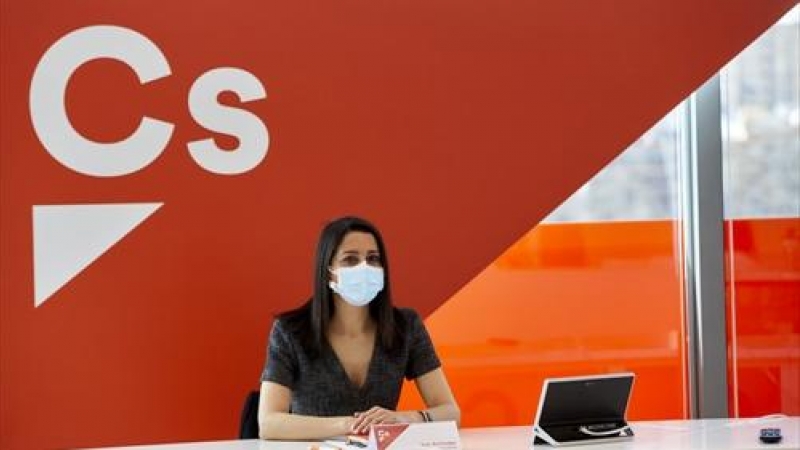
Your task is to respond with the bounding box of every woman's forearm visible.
[259,412,351,440]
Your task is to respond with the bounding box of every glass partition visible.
[721,5,800,418]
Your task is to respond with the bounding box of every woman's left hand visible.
[350,406,408,435]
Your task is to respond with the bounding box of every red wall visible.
[1,1,795,448]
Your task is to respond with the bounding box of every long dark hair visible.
[279,216,404,357]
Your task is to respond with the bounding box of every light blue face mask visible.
[329,262,384,307]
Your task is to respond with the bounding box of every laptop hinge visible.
[532,425,559,446]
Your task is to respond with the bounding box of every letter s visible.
[29,25,173,177]
[187,68,269,175]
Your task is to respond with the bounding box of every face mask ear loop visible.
[328,267,338,292]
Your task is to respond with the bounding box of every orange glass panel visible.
[725,218,800,417]
[399,220,689,426]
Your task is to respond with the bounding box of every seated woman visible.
[258,216,460,440]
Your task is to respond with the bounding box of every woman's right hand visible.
[349,406,409,435]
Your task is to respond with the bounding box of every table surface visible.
[92,417,800,450]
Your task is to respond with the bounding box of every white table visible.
[96,418,800,449]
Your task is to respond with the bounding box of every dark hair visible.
[278,216,404,357]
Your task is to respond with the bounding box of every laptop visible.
[531,372,635,447]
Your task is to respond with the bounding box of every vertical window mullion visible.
[683,74,729,418]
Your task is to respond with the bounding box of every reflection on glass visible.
[723,6,799,219]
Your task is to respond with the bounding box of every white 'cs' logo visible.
[29,25,269,177]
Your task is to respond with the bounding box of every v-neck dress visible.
[260,308,441,416]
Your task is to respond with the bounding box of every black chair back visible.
[239,390,260,439]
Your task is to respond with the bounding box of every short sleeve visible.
[404,309,442,380]
[260,319,297,389]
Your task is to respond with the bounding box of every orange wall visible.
[725,218,800,417]
[1,1,796,449]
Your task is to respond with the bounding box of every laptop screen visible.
[536,373,635,427]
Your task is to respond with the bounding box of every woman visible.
[258,216,460,440]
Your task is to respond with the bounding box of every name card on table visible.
[367,421,460,450]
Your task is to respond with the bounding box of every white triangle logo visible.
[32,202,163,307]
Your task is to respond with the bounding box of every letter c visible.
[29,25,174,177]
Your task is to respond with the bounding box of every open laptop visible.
[531,372,635,447]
